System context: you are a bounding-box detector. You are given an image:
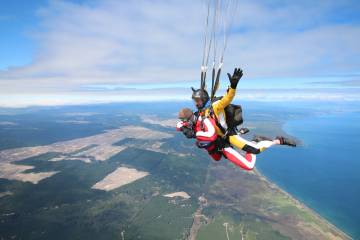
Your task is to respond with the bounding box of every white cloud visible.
[0,87,358,108]
[0,0,359,106]
[1,1,204,91]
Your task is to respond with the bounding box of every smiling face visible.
[191,88,209,109]
[193,98,204,109]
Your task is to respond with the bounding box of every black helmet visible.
[191,87,209,109]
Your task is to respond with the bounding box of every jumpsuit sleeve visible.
[176,121,186,131]
[212,87,236,112]
[196,118,217,142]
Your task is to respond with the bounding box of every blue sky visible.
[0,1,41,69]
[0,0,359,107]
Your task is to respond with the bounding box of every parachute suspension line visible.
[220,0,238,64]
[212,0,221,66]
[212,0,227,100]
[213,0,234,99]
[212,0,226,101]
[201,0,212,90]
[214,0,238,100]
[210,0,220,99]
[200,0,238,100]
[220,0,230,64]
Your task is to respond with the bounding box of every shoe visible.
[276,136,297,147]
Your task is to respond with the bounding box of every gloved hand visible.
[181,126,195,138]
[227,68,243,89]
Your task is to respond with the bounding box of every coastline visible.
[254,169,352,240]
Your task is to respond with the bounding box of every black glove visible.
[227,68,243,89]
[181,126,195,139]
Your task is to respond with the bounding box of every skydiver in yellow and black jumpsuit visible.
[191,68,296,156]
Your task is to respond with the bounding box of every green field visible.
[0,144,208,239]
[0,103,349,240]
[197,213,290,240]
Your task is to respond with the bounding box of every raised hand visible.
[227,68,243,89]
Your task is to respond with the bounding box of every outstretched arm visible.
[176,121,195,138]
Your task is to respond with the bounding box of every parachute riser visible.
[210,64,222,102]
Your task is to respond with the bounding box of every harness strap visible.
[198,104,232,138]
[208,105,227,136]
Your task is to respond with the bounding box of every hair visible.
[178,108,194,120]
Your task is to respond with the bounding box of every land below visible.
[0,104,351,239]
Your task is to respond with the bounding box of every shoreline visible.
[277,114,352,239]
[254,168,352,240]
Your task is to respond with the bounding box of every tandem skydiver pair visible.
[176,68,296,171]
[176,1,295,170]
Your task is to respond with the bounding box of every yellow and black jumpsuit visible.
[202,87,276,154]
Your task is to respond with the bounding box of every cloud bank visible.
[0,0,359,106]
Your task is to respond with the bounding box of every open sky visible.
[0,0,359,107]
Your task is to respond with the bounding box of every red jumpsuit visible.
[177,116,256,171]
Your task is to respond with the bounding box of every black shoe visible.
[276,136,297,147]
[252,135,272,142]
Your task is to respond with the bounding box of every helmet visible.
[191,87,209,109]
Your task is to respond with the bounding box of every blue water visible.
[256,111,360,239]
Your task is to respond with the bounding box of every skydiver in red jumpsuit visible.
[177,67,296,171]
[177,109,258,171]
